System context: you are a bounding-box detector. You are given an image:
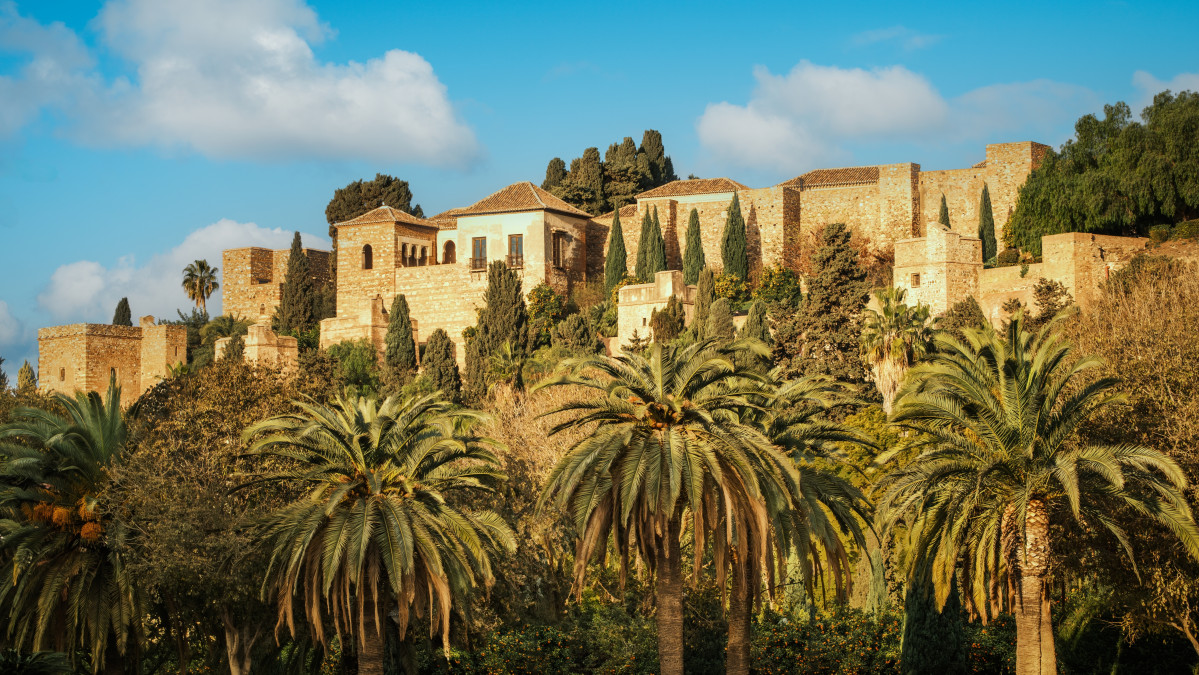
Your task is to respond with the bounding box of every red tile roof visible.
[778,166,880,189]
[427,208,465,230]
[338,205,435,228]
[592,203,640,223]
[636,178,749,199]
[455,182,591,218]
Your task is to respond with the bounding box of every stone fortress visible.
[38,316,186,399]
[37,139,1165,397]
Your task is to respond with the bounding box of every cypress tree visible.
[542,157,567,191]
[648,206,667,277]
[422,328,461,401]
[0,355,7,392]
[605,210,628,293]
[639,129,678,185]
[112,297,132,326]
[682,208,705,284]
[736,300,772,370]
[465,260,528,400]
[901,570,967,674]
[978,184,997,261]
[706,298,735,343]
[17,360,35,392]
[635,210,653,282]
[223,334,245,361]
[693,267,715,340]
[384,294,417,380]
[277,232,317,333]
[649,295,685,343]
[721,194,749,280]
[938,194,951,230]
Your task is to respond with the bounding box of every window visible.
[471,237,487,270]
[59,368,65,382]
[552,232,564,268]
[642,317,647,326]
[911,273,921,288]
[420,246,428,267]
[363,244,374,270]
[400,243,408,267]
[110,367,118,379]
[507,234,523,268]
[443,241,456,264]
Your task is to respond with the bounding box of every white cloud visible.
[851,26,942,51]
[697,61,1095,173]
[0,1,97,135]
[36,219,328,322]
[0,0,478,165]
[0,300,20,345]
[1132,70,1199,113]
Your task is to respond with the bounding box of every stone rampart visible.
[617,270,695,347]
[223,246,330,320]
[38,316,184,402]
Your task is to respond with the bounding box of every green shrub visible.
[995,248,1021,266]
[1173,219,1199,240]
[1149,223,1172,242]
[752,608,902,675]
[754,265,803,310]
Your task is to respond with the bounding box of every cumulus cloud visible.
[851,26,942,51]
[0,2,97,135]
[36,219,328,322]
[697,61,1096,173]
[0,300,20,346]
[0,0,478,164]
[1132,70,1199,112]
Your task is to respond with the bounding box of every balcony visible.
[506,254,524,269]
[469,257,487,271]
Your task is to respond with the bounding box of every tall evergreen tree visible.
[978,184,997,261]
[635,210,654,282]
[682,208,705,284]
[648,206,667,277]
[422,328,462,401]
[542,157,567,191]
[693,268,715,340]
[112,297,132,326]
[603,138,652,210]
[605,210,628,293]
[901,572,967,674]
[0,355,7,391]
[938,194,951,230]
[639,129,678,185]
[464,261,528,400]
[721,194,749,280]
[223,334,245,361]
[384,294,417,381]
[17,360,35,392]
[553,148,607,215]
[774,223,870,383]
[277,232,317,334]
[649,296,685,343]
[706,298,735,343]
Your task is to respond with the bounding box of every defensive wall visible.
[616,270,696,347]
[223,246,330,320]
[38,315,186,401]
[215,318,301,372]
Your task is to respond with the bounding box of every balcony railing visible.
[469,257,487,271]
[506,254,524,269]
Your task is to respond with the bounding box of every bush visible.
[754,265,803,310]
[552,314,599,353]
[713,272,752,309]
[1173,219,1199,240]
[995,248,1021,266]
[752,608,902,675]
[1149,223,1172,243]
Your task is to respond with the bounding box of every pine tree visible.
[648,206,667,277]
[938,194,951,230]
[901,571,967,674]
[384,294,417,381]
[706,298,735,343]
[774,223,870,382]
[422,328,461,401]
[721,194,749,281]
[978,184,997,261]
[16,361,35,392]
[635,210,653,282]
[682,208,705,284]
[693,267,715,340]
[605,210,628,293]
[649,296,685,343]
[277,232,317,333]
[542,157,567,191]
[639,130,678,185]
[464,261,528,400]
[112,297,132,326]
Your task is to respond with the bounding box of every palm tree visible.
[536,339,776,675]
[859,286,934,415]
[182,259,220,314]
[721,374,874,675]
[878,312,1199,675]
[0,377,142,675]
[242,393,515,675]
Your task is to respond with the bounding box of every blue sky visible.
[1,0,1197,380]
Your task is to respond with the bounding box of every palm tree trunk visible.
[1016,498,1055,675]
[655,517,685,675]
[725,550,752,675]
[357,612,385,675]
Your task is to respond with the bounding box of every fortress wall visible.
[336,222,403,317]
[38,324,144,399]
[544,212,592,293]
[616,271,695,347]
[877,163,921,243]
[138,318,186,392]
[394,265,488,367]
[918,166,987,238]
[222,247,278,319]
[797,183,883,251]
[984,142,1051,244]
[738,186,800,274]
[978,263,1045,323]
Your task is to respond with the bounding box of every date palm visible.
[859,286,934,415]
[536,339,775,675]
[182,259,220,314]
[242,392,514,675]
[0,377,141,675]
[878,312,1199,675]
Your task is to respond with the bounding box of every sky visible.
[1,0,1197,381]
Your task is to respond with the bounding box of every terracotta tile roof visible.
[636,178,749,200]
[428,208,465,230]
[455,182,592,218]
[778,166,880,189]
[591,203,640,225]
[337,205,434,228]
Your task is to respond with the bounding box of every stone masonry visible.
[617,270,696,347]
[214,317,301,372]
[222,246,331,320]
[38,315,186,401]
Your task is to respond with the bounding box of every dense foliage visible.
[604,210,627,293]
[112,297,132,326]
[545,130,678,215]
[276,232,318,334]
[720,194,749,281]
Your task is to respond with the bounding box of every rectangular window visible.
[471,237,487,271]
[911,273,921,288]
[552,232,563,268]
[507,234,523,268]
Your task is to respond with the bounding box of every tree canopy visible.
[546,130,678,215]
[112,297,132,326]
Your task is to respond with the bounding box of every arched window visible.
[59,368,65,382]
[363,244,374,270]
[110,367,118,379]
[443,240,456,264]
[420,246,428,266]
[400,243,408,267]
